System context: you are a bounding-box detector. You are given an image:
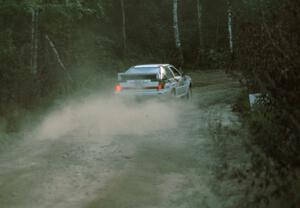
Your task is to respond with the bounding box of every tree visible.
[31,7,39,75]
[196,0,204,66]
[120,0,126,54]
[172,0,184,67]
[227,0,233,56]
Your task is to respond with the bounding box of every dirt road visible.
[0,70,249,208]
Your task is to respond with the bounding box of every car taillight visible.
[115,84,122,92]
[157,82,165,91]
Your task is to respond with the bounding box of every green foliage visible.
[234,0,300,155]
[231,0,300,201]
[234,101,300,207]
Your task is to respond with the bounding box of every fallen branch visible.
[45,34,73,83]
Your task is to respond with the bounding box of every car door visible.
[162,67,179,95]
[169,66,186,96]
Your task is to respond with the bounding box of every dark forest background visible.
[0,0,231,116]
[0,0,300,207]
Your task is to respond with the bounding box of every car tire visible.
[170,89,176,97]
[167,89,176,101]
[185,87,192,101]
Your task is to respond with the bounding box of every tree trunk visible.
[173,0,184,67]
[31,9,39,75]
[227,0,234,56]
[120,0,127,54]
[196,0,203,67]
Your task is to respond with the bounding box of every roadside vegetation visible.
[230,0,300,207]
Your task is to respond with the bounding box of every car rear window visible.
[127,67,160,74]
[120,74,158,81]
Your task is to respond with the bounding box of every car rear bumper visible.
[114,89,170,101]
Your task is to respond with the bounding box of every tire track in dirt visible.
[86,70,249,208]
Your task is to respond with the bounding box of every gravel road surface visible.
[0,70,249,208]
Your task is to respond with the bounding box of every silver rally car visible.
[115,64,192,99]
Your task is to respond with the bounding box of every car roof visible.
[126,64,171,74]
[134,64,170,68]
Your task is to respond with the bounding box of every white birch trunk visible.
[196,0,203,64]
[227,0,234,55]
[173,0,184,65]
[31,9,38,75]
[120,0,126,52]
[173,0,181,49]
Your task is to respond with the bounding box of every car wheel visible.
[168,89,176,101]
[185,87,192,100]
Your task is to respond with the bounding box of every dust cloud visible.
[33,94,185,140]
